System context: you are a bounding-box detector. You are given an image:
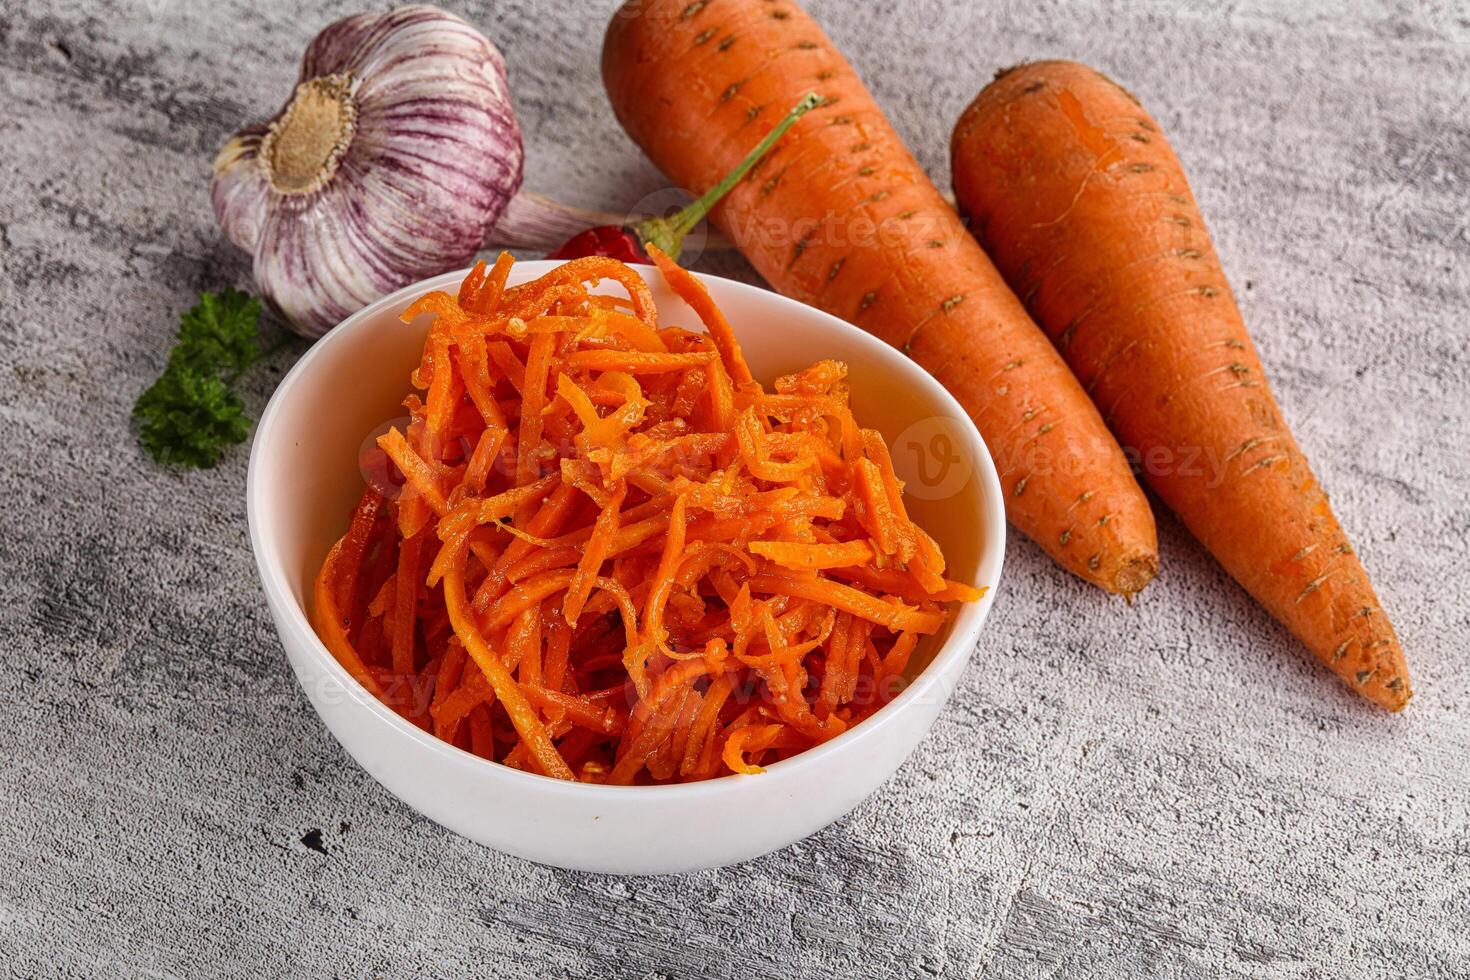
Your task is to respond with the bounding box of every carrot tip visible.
[1359,666,1412,712]
[1112,554,1159,600]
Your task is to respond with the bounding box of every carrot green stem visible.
[635,91,820,260]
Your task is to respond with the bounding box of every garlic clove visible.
[351,85,523,254]
[251,180,390,338]
[211,123,272,253]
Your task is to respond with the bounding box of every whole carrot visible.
[950,61,1411,709]
[602,0,1158,596]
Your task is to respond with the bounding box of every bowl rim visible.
[247,261,1006,800]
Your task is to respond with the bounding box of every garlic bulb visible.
[211,5,525,338]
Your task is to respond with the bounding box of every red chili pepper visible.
[547,224,648,263]
[547,92,820,264]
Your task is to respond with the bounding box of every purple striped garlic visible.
[211,5,525,338]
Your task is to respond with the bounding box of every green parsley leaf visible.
[133,288,266,468]
[134,366,253,468]
[174,286,263,376]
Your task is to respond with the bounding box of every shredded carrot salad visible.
[311,249,984,783]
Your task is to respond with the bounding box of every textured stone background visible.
[1,0,1467,977]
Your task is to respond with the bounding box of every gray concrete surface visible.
[2,0,1467,977]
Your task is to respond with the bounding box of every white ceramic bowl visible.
[248,261,1005,874]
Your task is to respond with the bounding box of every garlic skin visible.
[212,5,524,338]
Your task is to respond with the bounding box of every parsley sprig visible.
[133,287,269,468]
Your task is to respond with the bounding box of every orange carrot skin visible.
[950,61,1410,709]
[602,0,1158,596]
